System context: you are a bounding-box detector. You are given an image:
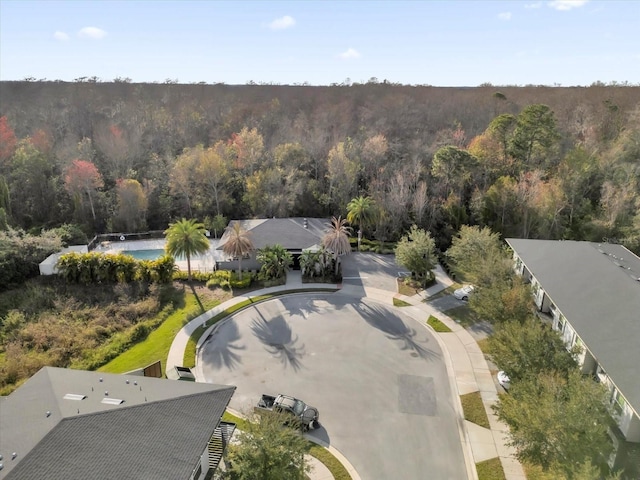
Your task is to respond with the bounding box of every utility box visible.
[166,366,196,381]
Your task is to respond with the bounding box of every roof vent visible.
[101,398,124,405]
[63,394,87,401]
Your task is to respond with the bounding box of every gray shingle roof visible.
[506,239,640,414]
[0,367,235,480]
[217,218,328,252]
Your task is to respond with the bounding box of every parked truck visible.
[255,394,320,430]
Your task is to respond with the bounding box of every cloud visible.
[53,31,69,41]
[339,48,361,60]
[525,2,542,8]
[268,15,296,30]
[547,0,588,11]
[498,12,512,20]
[77,27,107,39]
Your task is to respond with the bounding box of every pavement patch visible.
[398,374,437,416]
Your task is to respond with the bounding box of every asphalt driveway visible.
[340,252,405,292]
[198,293,467,480]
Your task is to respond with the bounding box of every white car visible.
[497,371,511,391]
[453,284,475,301]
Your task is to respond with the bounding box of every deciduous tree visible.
[0,116,18,170]
[395,225,436,286]
[494,371,613,479]
[446,225,504,283]
[225,411,310,480]
[64,159,104,222]
[114,179,148,233]
[487,318,578,383]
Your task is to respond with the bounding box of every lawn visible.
[393,297,412,307]
[99,288,221,376]
[460,391,490,429]
[476,457,506,480]
[427,314,452,332]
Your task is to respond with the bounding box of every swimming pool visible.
[124,249,167,261]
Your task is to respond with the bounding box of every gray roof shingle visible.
[506,239,640,414]
[217,218,328,252]
[0,367,235,480]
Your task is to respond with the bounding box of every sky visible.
[1,0,639,87]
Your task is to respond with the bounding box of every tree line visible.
[0,82,638,254]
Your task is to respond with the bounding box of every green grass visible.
[99,292,219,376]
[476,457,507,480]
[460,391,490,429]
[393,297,412,307]
[307,444,352,480]
[222,410,352,480]
[477,338,491,354]
[446,304,484,327]
[427,315,453,332]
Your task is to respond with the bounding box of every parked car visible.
[497,371,511,391]
[453,284,475,301]
[255,394,320,430]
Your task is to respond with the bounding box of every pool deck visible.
[100,239,223,273]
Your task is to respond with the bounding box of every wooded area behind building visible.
[1,81,638,253]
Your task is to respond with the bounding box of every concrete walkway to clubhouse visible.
[166,267,526,480]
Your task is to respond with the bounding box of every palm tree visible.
[164,218,210,281]
[347,195,376,250]
[322,216,352,274]
[221,222,255,280]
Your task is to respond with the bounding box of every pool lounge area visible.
[98,239,224,273]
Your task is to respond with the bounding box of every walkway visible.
[166,268,526,480]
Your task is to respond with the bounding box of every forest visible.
[1,80,639,254]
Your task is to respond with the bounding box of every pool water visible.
[124,249,166,261]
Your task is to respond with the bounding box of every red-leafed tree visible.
[0,116,18,169]
[64,159,104,221]
[29,129,53,155]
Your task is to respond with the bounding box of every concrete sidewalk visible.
[166,269,526,480]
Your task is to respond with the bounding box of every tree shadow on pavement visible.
[250,315,306,372]
[354,301,440,361]
[279,294,325,320]
[202,320,246,370]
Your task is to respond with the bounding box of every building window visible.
[611,390,625,417]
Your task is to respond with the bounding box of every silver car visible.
[453,284,475,301]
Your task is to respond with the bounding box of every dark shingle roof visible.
[217,218,328,251]
[0,367,235,480]
[506,239,640,414]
